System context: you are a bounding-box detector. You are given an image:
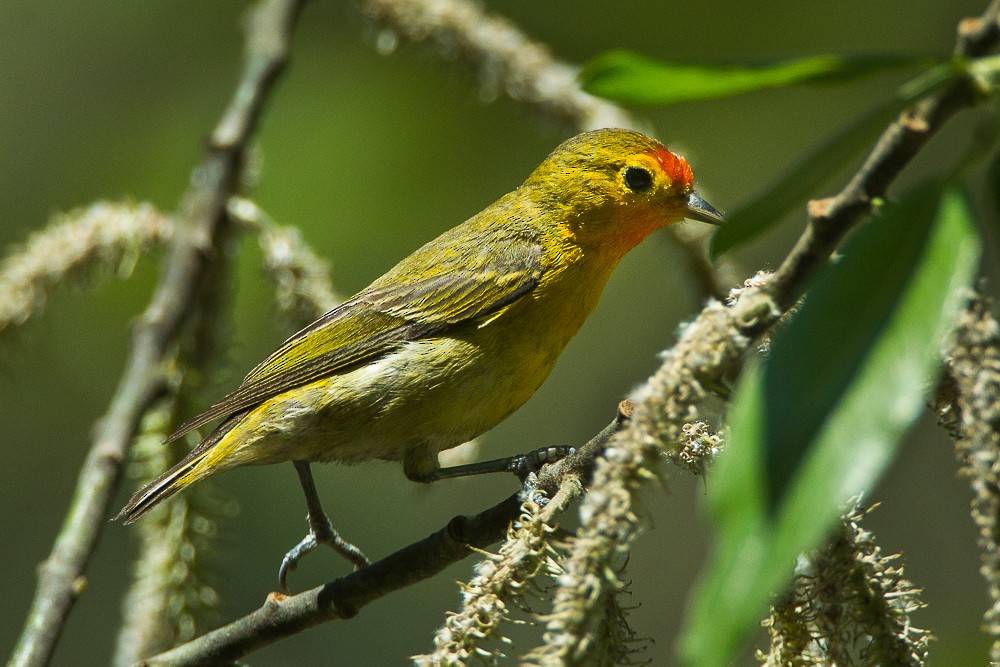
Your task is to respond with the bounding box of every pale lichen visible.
[415,481,578,666]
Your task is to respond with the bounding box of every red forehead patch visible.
[651,147,693,190]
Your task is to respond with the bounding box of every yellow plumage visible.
[117,128,721,525]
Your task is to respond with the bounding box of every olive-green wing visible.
[166,239,543,442]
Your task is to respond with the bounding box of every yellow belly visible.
[204,249,616,480]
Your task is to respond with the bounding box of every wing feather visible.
[166,233,543,443]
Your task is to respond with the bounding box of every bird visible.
[116,127,723,589]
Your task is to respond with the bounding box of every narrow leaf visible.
[680,184,981,667]
[580,51,922,107]
[709,60,962,259]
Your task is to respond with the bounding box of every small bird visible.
[116,128,722,588]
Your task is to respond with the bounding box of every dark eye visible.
[623,166,653,192]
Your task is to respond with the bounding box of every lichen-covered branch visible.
[937,291,1000,661]
[758,503,931,667]
[137,405,632,667]
[530,2,1000,660]
[6,3,304,667]
[0,201,174,336]
[414,478,579,665]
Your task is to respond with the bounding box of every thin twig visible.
[6,3,304,667]
[358,0,734,301]
[135,403,633,667]
[770,2,1000,312]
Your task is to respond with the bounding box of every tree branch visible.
[535,1,1000,660]
[7,3,304,667]
[136,403,633,667]
[769,1,1000,313]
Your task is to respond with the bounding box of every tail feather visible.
[114,448,211,524]
[116,411,246,524]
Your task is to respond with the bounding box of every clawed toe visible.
[278,516,370,592]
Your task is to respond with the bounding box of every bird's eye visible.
[623,166,653,192]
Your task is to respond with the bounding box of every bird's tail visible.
[114,445,215,524]
[116,413,245,523]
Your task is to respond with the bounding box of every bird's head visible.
[525,128,722,255]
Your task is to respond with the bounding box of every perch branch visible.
[135,403,633,667]
[6,3,304,667]
[534,2,1000,660]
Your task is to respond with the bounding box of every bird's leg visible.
[430,445,575,483]
[278,460,370,592]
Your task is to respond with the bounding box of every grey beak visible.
[685,191,724,225]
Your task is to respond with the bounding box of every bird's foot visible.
[506,445,576,481]
[278,514,370,593]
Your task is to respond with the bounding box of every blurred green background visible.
[0,1,993,664]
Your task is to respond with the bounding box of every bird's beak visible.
[684,191,724,225]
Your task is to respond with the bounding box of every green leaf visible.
[580,51,923,107]
[709,60,962,259]
[986,149,1000,266]
[679,184,981,667]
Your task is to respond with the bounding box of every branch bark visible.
[136,404,633,667]
[534,1,1000,661]
[7,3,304,667]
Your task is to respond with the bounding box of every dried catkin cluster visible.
[415,487,571,665]
[360,0,638,132]
[938,291,1000,661]
[523,446,654,666]
[758,503,931,667]
[228,197,339,324]
[114,403,229,667]
[0,201,174,335]
[520,278,778,664]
